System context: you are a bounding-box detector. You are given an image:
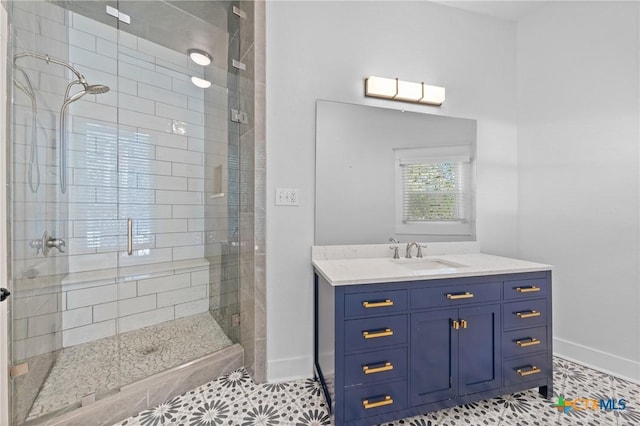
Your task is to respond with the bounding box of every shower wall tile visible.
[137,273,191,295]
[67,284,117,309]
[61,307,92,330]
[118,307,174,333]
[173,245,205,261]
[175,298,209,319]
[63,320,115,347]
[118,294,157,317]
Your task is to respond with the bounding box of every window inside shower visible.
[7,1,245,423]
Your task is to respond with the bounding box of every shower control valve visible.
[29,238,43,255]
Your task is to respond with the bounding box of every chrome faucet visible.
[405,242,427,259]
[405,242,418,259]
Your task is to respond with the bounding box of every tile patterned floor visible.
[29,313,232,421]
[115,356,640,426]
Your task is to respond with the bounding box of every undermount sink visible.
[391,258,467,270]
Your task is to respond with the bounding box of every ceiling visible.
[430,1,552,21]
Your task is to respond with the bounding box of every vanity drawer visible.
[345,290,408,318]
[503,354,549,387]
[503,299,548,330]
[504,278,550,300]
[503,326,548,358]
[411,282,501,309]
[344,347,407,387]
[344,380,407,422]
[344,315,408,354]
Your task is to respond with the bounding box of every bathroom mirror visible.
[315,100,477,245]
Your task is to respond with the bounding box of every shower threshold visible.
[26,312,232,422]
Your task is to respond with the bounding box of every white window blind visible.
[401,161,466,223]
[394,145,473,236]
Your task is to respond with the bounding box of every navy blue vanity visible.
[313,252,553,426]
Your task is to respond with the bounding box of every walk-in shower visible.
[3,1,262,424]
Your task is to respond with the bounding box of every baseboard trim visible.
[554,337,640,384]
[267,355,312,382]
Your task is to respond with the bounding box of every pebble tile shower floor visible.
[28,313,232,421]
[115,356,640,425]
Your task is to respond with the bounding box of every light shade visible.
[191,76,212,89]
[188,48,212,66]
[365,76,445,106]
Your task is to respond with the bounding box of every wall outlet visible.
[276,188,299,206]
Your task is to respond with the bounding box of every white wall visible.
[517,2,640,380]
[266,1,518,380]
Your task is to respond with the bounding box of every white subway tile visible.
[175,298,209,319]
[191,269,209,286]
[156,103,202,125]
[172,163,205,179]
[72,13,117,41]
[67,284,117,309]
[188,218,205,232]
[66,237,98,255]
[187,137,205,153]
[121,158,172,176]
[119,61,172,90]
[156,190,201,205]
[70,47,118,75]
[136,218,188,235]
[173,245,205,261]
[157,285,207,308]
[119,109,172,133]
[172,77,204,100]
[93,302,117,322]
[13,294,58,320]
[118,204,172,219]
[117,247,173,267]
[117,30,138,51]
[13,319,28,340]
[172,204,205,219]
[138,129,187,149]
[156,146,202,165]
[118,51,154,71]
[14,332,62,360]
[73,219,120,238]
[138,83,188,108]
[137,174,188,191]
[137,273,191,295]
[188,178,205,192]
[63,320,115,347]
[118,281,137,299]
[156,232,202,248]
[72,168,117,188]
[118,307,174,333]
[28,312,62,337]
[69,28,96,51]
[68,203,117,221]
[118,93,155,115]
[62,307,93,330]
[96,38,118,58]
[188,97,205,113]
[118,188,155,204]
[118,294,157,317]
[138,38,187,67]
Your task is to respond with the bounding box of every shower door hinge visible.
[230,109,249,125]
[233,6,247,19]
[232,313,241,327]
[106,5,131,24]
[9,362,29,378]
[232,59,247,71]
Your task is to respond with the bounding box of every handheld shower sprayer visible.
[14,51,110,194]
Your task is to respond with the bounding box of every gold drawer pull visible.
[516,285,540,293]
[517,366,542,376]
[516,338,541,347]
[447,292,474,300]
[460,319,468,329]
[452,320,460,330]
[516,310,541,319]
[362,328,393,339]
[362,362,393,374]
[363,299,394,308]
[363,395,393,409]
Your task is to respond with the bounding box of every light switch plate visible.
[276,188,299,206]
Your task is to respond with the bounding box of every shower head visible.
[85,84,110,95]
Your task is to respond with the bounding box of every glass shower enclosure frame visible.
[5,1,247,424]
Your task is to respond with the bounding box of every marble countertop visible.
[312,243,552,286]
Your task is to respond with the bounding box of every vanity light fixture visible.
[191,76,212,89]
[188,48,212,66]
[364,76,445,106]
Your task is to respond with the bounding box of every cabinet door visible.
[410,308,458,406]
[458,304,501,395]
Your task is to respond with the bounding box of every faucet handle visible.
[389,245,400,259]
[416,244,427,258]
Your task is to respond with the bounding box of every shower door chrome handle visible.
[127,218,133,255]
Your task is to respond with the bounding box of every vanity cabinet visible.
[314,270,552,426]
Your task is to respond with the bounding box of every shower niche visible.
[5,1,263,424]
